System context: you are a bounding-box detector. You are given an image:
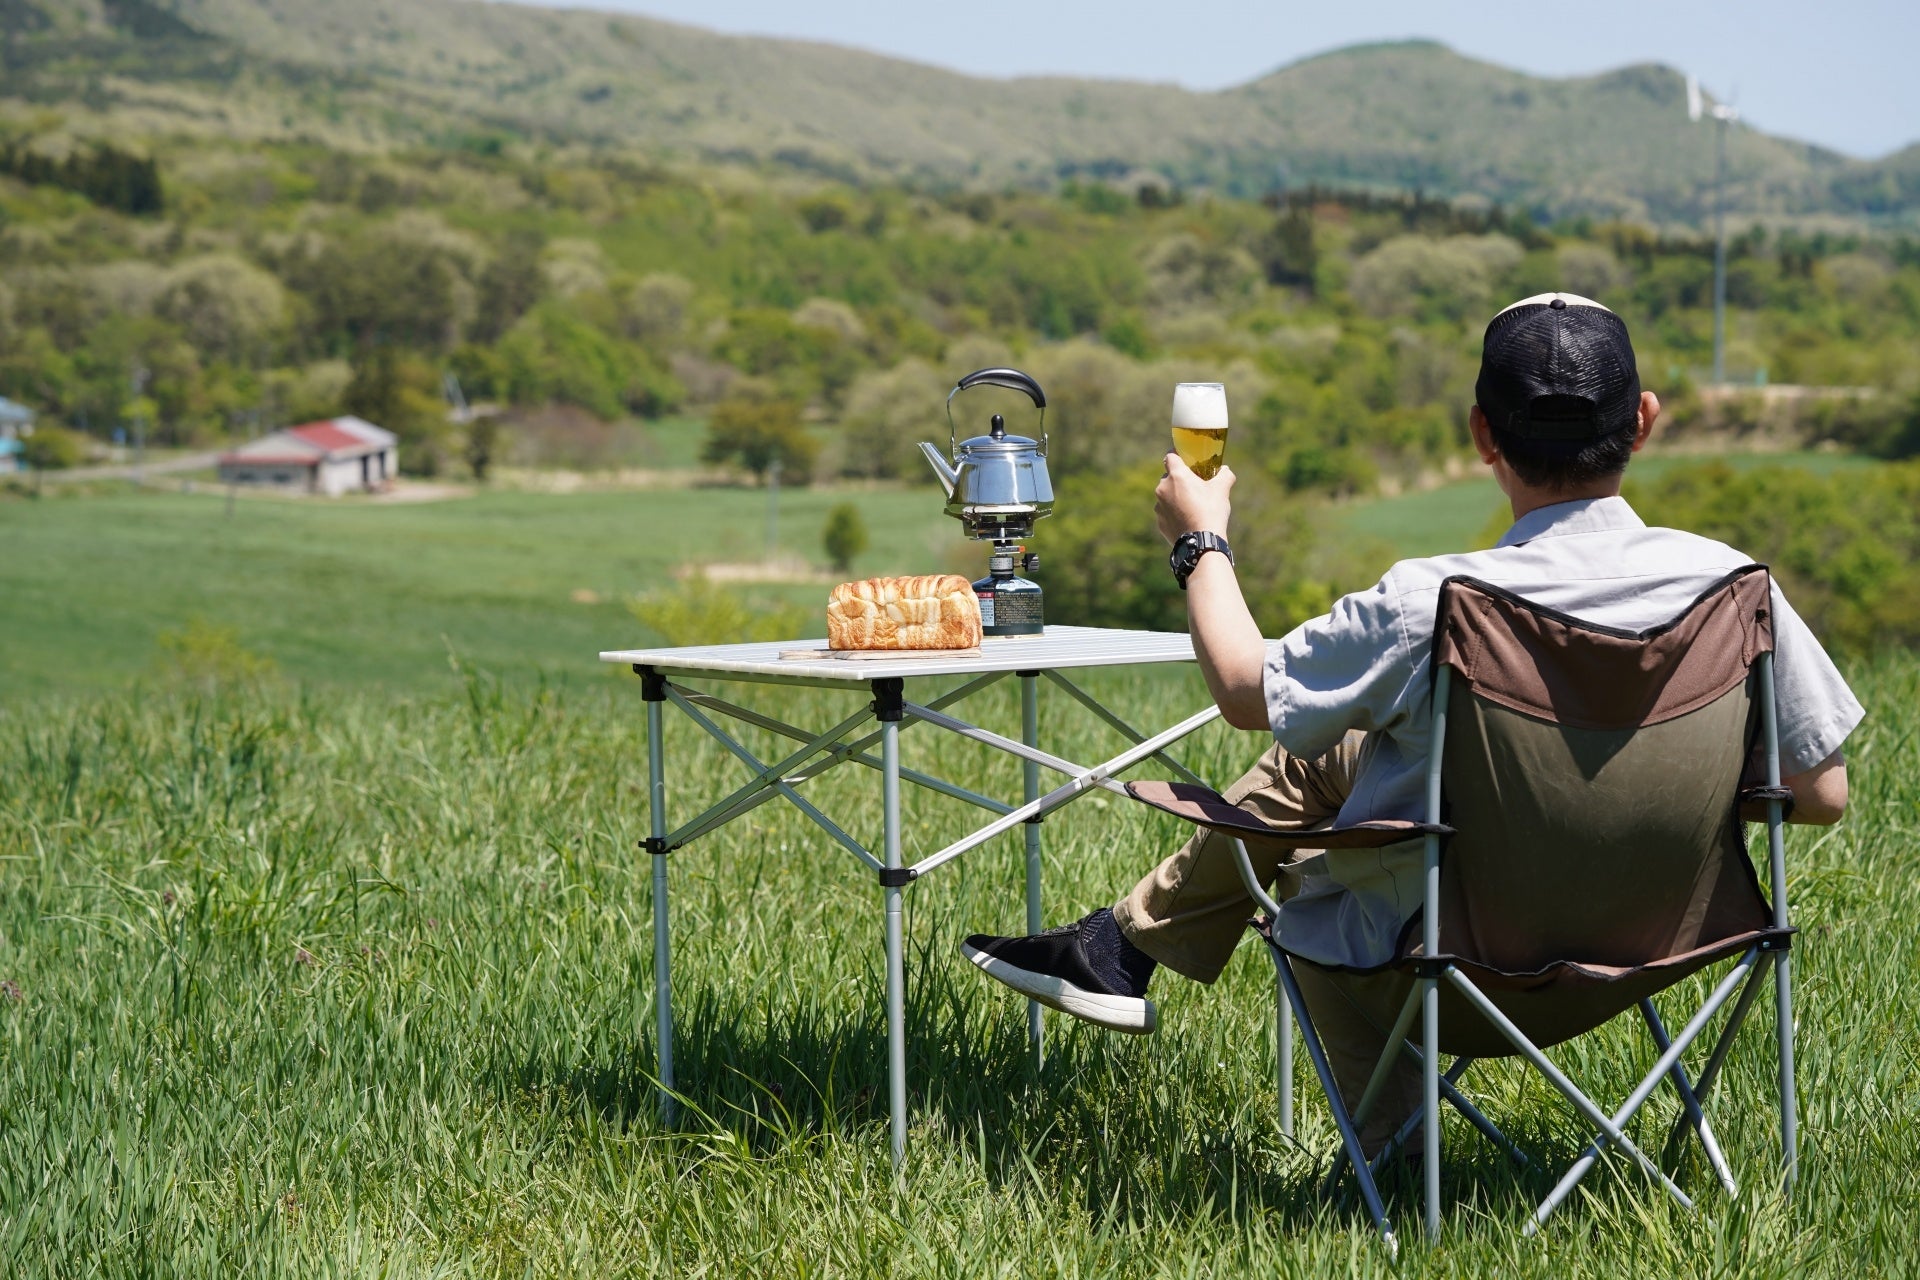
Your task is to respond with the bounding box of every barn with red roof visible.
[217,417,398,496]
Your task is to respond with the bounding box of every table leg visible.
[1020,672,1043,1068]
[644,686,675,1126]
[880,689,908,1169]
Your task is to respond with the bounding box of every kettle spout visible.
[918,441,957,499]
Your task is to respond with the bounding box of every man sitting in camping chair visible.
[963,293,1862,1169]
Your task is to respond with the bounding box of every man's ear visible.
[1632,391,1660,453]
[1468,405,1500,464]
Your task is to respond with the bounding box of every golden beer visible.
[1171,426,1229,480]
[1171,382,1229,479]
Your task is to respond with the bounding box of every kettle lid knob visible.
[990,414,1005,440]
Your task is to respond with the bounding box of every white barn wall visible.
[318,458,363,497]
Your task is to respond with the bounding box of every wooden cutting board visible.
[778,646,983,661]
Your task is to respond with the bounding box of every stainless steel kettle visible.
[919,367,1054,541]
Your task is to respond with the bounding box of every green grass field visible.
[0,482,954,697]
[3,459,1915,1276]
[2,658,1915,1276]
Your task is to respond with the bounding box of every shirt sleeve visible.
[1766,580,1866,774]
[1262,570,1423,761]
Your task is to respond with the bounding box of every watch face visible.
[1170,534,1199,586]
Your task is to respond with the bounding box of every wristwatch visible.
[1169,530,1234,590]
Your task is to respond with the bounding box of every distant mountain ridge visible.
[3,0,1914,224]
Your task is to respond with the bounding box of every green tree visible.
[624,273,694,345]
[1257,205,1318,291]
[345,347,450,475]
[490,303,680,419]
[470,231,547,344]
[700,396,818,485]
[464,415,503,483]
[1347,234,1521,322]
[821,502,869,572]
[154,255,289,365]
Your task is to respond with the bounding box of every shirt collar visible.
[1495,495,1646,548]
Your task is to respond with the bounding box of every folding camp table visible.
[600,626,1221,1164]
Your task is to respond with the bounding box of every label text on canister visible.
[994,591,1041,627]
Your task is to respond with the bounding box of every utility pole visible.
[1711,109,1729,386]
[1688,77,1738,386]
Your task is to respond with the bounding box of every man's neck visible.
[1508,482,1623,524]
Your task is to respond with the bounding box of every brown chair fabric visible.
[1126,780,1450,850]
[1430,566,1775,731]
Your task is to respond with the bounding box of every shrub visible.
[628,575,809,646]
[153,620,279,693]
[821,502,868,573]
[20,424,86,472]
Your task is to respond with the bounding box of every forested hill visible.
[3,0,1915,224]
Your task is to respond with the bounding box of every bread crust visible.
[827,574,982,650]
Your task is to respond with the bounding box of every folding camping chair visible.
[1130,565,1798,1250]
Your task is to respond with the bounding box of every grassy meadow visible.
[4,462,1918,1277]
[0,481,952,697]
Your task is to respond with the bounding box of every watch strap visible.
[1171,531,1234,589]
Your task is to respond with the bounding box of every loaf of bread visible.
[827,575,982,650]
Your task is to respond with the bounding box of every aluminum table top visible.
[601,624,1197,681]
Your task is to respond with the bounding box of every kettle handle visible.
[955,367,1046,407]
[944,367,1048,458]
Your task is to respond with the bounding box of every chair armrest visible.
[1739,783,1796,823]
[1126,780,1452,849]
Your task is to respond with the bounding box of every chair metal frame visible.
[1229,651,1799,1251]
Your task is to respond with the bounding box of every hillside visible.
[2,0,1913,224]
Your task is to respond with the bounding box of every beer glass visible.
[1171,382,1229,480]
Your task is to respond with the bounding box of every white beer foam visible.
[1172,382,1228,430]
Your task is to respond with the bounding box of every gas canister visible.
[972,546,1043,637]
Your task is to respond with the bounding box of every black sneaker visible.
[961,908,1158,1035]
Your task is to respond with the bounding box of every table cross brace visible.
[904,701,1223,878]
[663,687,886,873]
[679,685,1014,818]
[658,675,1019,851]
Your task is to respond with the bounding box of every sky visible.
[538,0,1918,159]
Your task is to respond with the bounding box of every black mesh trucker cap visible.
[1475,293,1641,441]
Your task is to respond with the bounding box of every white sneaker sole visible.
[962,942,1157,1035]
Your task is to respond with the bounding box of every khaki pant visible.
[1112,733,1419,1153]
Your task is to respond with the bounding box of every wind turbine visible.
[1688,75,1740,385]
